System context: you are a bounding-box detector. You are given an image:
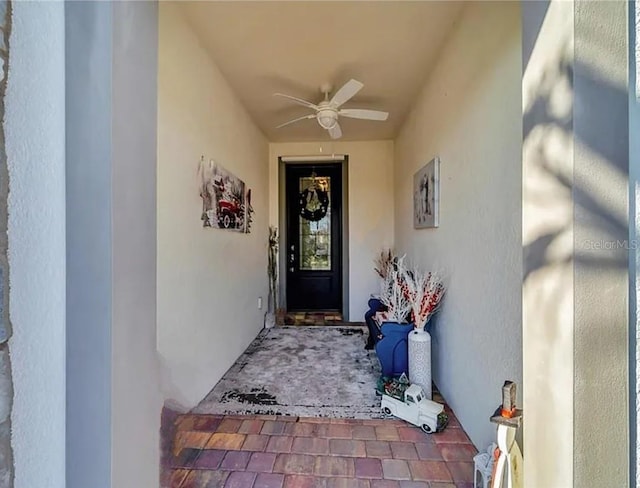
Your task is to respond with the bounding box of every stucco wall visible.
[523,1,630,485]
[268,141,395,321]
[157,2,269,408]
[393,2,523,450]
[573,1,629,485]
[6,2,66,487]
[522,2,575,485]
[111,2,161,487]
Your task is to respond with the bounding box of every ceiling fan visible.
[273,79,389,139]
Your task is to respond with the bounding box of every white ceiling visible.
[181,1,465,142]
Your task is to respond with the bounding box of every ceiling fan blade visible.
[328,122,342,140]
[276,113,316,129]
[329,79,364,108]
[273,93,318,110]
[339,108,389,121]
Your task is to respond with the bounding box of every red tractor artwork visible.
[197,157,252,232]
[217,198,244,229]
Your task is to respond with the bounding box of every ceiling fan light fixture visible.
[317,109,337,130]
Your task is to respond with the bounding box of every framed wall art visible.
[413,157,440,229]
[197,157,254,233]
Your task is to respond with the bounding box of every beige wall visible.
[269,141,394,320]
[157,3,269,408]
[394,2,523,450]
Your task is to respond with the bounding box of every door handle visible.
[289,267,295,273]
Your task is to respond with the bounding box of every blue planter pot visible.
[374,321,414,377]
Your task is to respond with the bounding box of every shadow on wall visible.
[523,1,629,483]
[524,57,628,280]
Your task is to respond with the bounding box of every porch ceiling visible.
[180,1,465,142]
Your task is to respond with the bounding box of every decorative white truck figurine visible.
[381,383,448,433]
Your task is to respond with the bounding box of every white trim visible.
[280,155,345,162]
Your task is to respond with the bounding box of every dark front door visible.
[286,163,342,311]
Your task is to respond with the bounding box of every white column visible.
[523,1,630,486]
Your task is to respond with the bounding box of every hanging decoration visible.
[298,171,329,222]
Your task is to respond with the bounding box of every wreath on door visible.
[299,187,329,222]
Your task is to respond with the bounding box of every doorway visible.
[285,163,343,312]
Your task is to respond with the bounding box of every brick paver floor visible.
[161,397,477,488]
[282,311,345,326]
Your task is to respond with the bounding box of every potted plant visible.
[378,257,412,324]
[402,265,446,332]
[374,249,395,282]
[401,263,446,400]
[365,249,399,348]
[374,256,415,378]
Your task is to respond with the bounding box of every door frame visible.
[278,155,350,320]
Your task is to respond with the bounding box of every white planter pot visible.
[408,328,432,399]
